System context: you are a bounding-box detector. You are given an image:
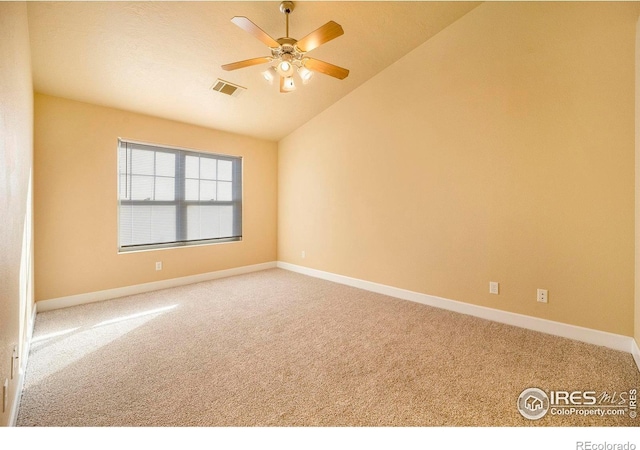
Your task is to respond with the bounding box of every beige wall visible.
[34,94,277,301]
[0,2,34,426]
[279,2,640,336]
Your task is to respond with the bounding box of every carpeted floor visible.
[16,269,640,426]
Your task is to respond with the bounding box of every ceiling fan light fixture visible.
[261,68,276,84]
[282,76,296,91]
[298,66,313,84]
[276,60,294,77]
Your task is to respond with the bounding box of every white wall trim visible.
[277,262,637,356]
[632,339,640,373]
[37,262,277,312]
[9,303,36,427]
[32,260,640,372]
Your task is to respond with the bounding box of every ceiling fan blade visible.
[304,58,349,80]
[221,56,272,71]
[231,16,280,48]
[296,21,344,53]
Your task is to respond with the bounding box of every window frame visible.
[117,138,243,253]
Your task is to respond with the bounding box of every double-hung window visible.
[118,140,242,252]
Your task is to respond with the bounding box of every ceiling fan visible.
[221,1,349,93]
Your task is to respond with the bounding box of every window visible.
[118,140,242,252]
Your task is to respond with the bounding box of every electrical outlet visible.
[301,250,306,259]
[155,261,162,271]
[489,282,499,295]
[2,379,7,413]
[537,289,548,303]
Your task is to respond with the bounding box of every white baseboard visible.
[277,262,637,358]
[32,260,640,373]
[9,303,37,427]
[632,339,640,373]
[37,262,277,312]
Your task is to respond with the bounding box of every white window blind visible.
[118,140,242,252]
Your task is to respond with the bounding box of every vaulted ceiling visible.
[27,1,480,141]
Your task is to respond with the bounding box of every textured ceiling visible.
[27,1,480,141]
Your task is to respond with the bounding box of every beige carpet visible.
[17,269,640,426]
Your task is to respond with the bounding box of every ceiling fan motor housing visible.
[272,39,303,65]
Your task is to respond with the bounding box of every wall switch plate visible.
[155,261,162,271]
[537,289,548,303]
[489,282,499,295]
